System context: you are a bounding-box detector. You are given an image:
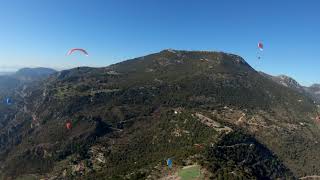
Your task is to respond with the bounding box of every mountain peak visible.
[156,49,251,66]
[14,67,57,81]
[308,84,320,97]
[260,73,303,90]
[276,75,301,87]
[16,67,56,76]
[260,72,320,102]
[310,84,320,88]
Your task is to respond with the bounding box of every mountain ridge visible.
[0,50,319,179]
[260,71,320,103]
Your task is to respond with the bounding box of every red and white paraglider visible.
[67,48,89,70]
[258,42,263,51]
[257,41,264,59]
[67,48,89,56]
[66,121,72,130]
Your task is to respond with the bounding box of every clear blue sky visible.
[0,0,319,85]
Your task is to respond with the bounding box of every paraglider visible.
[5,97,12,105]
[67,48,89,56]
[258,42,264,51]
[67,48,89,70]
[167,158,172,169]
[257,41,264,60]
[66,122,72,130]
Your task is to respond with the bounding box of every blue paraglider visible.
[5,98,12,105]
[167,158,172,169]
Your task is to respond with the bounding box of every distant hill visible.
[260,72,320,103]
[0,67,56,91]
[0,50,319,179]
[259,72,304,92]
[14,67,57,81]
[305,84,320,102]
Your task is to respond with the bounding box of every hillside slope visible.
[260,72,320,103]
[0,50,319,179]
[305,84,320,102]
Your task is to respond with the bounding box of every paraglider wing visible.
[167,158,172,168]
[67,48,89,56]
[66,122,72,130]
[258,42,264,51]
[6,98,12,105]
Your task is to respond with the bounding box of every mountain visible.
[0,67,56,93]
[259,73,306,94]
[0,50,319,179]
[14,67,57,81]
[0,67,57,170]
[305,84,320,102]
[260,72,320,103]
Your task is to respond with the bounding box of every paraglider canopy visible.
[67,48,89,56]
[66,122,72,130]
[258,42,264,51]
[5,98,12,105]
[167,158,172,168]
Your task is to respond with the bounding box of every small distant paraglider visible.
[67,48,89,56]
[167,158,173,169]
[5,97,12,105]
[66,121,72,130]
[258,42,264,51]
[257,41,264,60]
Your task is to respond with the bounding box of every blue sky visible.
[0,0,319,85]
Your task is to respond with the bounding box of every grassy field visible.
[178,165,202,180]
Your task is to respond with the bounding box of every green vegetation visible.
[204,130,295,179]
[178,165,202,180]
